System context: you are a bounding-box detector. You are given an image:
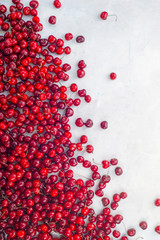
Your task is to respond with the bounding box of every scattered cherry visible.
[127,228,136,237]
[155,198,160,206]
[48,16,56,24]
[115,167,123,176]
[110,72,117,80]
[100,121,108,129]
[76,35,85,43]
[139,221,147,230]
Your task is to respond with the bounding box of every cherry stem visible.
[0,161,8,167]
[108,14,117,21]
[75,172,90,180]
[122,221,127,233]
[92,158,101,165]
[136,237,144,240]
[0,212,6,219]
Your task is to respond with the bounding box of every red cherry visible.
[65,33,73,41]
[100,11,108,20]
[155,198,160,206]
[139,221,147,230]
[48,16,56,24]
[127,228,136,237]
[53,0,61,8]
[17,230,25,238]
[110,72,117,80]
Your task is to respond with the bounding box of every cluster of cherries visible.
[0,0,160,239]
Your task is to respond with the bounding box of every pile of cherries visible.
[0,0,159,239]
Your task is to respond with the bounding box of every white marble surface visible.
[4,0,160,239]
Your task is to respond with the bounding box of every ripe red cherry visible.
[85,119,93,128]
[155,198,160,206]
[95,189,104,197]
[70,83,78,92]
[64,46,71,54]
[17,230,25,238]
[81,207,89,215]
[127,228,136,236]
[50,189,58,197]
[100,11,108,20]
[77,69,85,78]
[100,121,108,129]
[49,16,56,24]
[75,118,84,127]
[110,72,117,80]
[155,226,160,234]
[78,60,87,69]
[0,18,3,26]
[115,167,123,176]
[102,160,110,169]
[86,145,94,153]
[120,192,127,199]
[30,0,39,8]
[113,230,120,238]
[54,0,61,8]
[102,197,110,206]
[65,33,73,41]
[80,135,88,144]
[113,193,121,202]
[139,221,147,230]
[76,35,85,43]
[41,224,49,233]
[103,207,110,215]
[87,223,95,231]
[110,158,118,165]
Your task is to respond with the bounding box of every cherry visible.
[102,197,110,206]
[155,198,160,206]
[85,95,91,103]
[54,0,61,8]
[78,60,87,69]
[155,226,160,234]
[78,89,86,97]
[17,230,25,238]
[113,193,121,202]
[77,69,85,78]
[139,221,147,230]
[103,207,110,215]
[70,83,78,92]
[110,72,117,80]
[110,158,118,165]
[102,160,110,169]
[65,33,73,41]
[100,121,108,129]
[120,192,127,199]
[85,119,93,128]
[48,16,56,24]
[30,1,39,8]
[75,118,84,127]
[100,12,117,21]
[86,145,94,153]
[76,35,85,43]
[95,189,104,197]
[100,11,108,20]
[115,167,123,176]
[127,228,136,237]
[110,202,119,210]
[87,223,95,231]
[81,207,89,215]
[113,230,120,238]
